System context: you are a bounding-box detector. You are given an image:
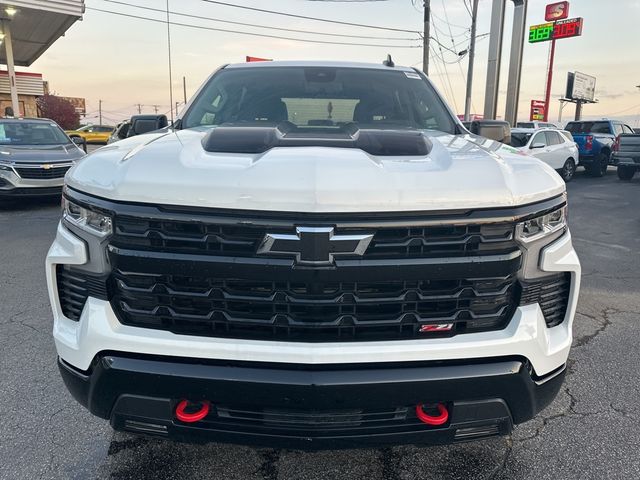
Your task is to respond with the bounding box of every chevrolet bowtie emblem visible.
[257,227,373,266]
[42,164,54,169]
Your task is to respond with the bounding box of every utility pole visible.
[422,0,430,75]
[183,76,187,105]
[166,0,174,125]
[175,101,180,118]
[137,103,142,114]
[464,0,479,121]
[99,99,102,125]
[153,105,159,114]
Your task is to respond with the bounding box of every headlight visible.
[62,196,112,237]
[515,206,566,243]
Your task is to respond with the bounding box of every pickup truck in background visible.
[564,120,635,177]
[612,134,640,180]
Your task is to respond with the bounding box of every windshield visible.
[182,66,456,134]
[509,132,532,148]
[516,122,534,129]
[0,121,70,146]
[565,121,611,134]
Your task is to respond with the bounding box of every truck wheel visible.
[617,166,636,181]
[587,152,609,177]
[559,158,576,182]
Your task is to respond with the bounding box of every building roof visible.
[0,1,84,66]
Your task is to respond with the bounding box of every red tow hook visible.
[415,403,449,426]
[175,399,211,423]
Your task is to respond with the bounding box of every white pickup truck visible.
[47,60,580,448]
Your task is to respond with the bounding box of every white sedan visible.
[509,128,579,182]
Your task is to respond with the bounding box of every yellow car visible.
[65,125,114,144]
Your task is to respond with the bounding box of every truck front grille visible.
[110,269,519,341]
[112,217,517,259]
[15,165,70,179]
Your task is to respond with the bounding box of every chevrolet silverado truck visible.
[46,61,581,448]
[612,133,640,180]
[564,119,635,177]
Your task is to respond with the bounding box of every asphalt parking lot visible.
[1,167,639,480]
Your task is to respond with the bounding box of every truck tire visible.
[617,166,636,181]
[559,158,576,182]
[586,152,609,177]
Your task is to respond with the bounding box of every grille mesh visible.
[520,273,571,327]
[15,166,70,179]
[56,265,108,321]
[112,217,517,259]
[110,270,518,341]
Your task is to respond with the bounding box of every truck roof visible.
[224,60,416,72]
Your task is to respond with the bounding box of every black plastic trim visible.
[65,187,566,227]
[58,353,565,448]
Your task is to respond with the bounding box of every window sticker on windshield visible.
[0,125,7,142]
[405,72,421,79]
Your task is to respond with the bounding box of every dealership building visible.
[0,1,84,116]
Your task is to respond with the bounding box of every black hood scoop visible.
[201,123,433,156]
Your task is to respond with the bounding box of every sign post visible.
[528,2,583,121]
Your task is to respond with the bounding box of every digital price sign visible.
[529,17,583,43]
[553,17,583,40]
[529,22,554,43]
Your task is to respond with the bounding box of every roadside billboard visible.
[566,72,596,101]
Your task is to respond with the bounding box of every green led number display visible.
[529,23,554,43]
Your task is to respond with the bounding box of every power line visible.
[104,0,418,41]
[430,12,458,112]
[200,0,420,33]
[86,7,421,48]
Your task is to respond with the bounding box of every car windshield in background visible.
[182,66,456,134]
[516,122,534,129]
[565,121,610,134]
[0,121,70,146]
[509,132,532,147]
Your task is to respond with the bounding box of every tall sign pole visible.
[529,2,583,122]
[543,39,556,121]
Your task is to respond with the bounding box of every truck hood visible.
[0,143,84,164]
[66,129,565,212]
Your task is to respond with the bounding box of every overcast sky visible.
[28,0,640,126]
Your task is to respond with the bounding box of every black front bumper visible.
[59,354,564,449]
[0,185,63,197]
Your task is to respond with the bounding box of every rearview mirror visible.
[71,136,87,153]
[530,143,545,149]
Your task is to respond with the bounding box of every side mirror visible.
[469,120,511,144]
[530,143,545,149]
[71,136,87,152]
[128,115,169,137]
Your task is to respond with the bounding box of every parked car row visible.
[477,117,638,183]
